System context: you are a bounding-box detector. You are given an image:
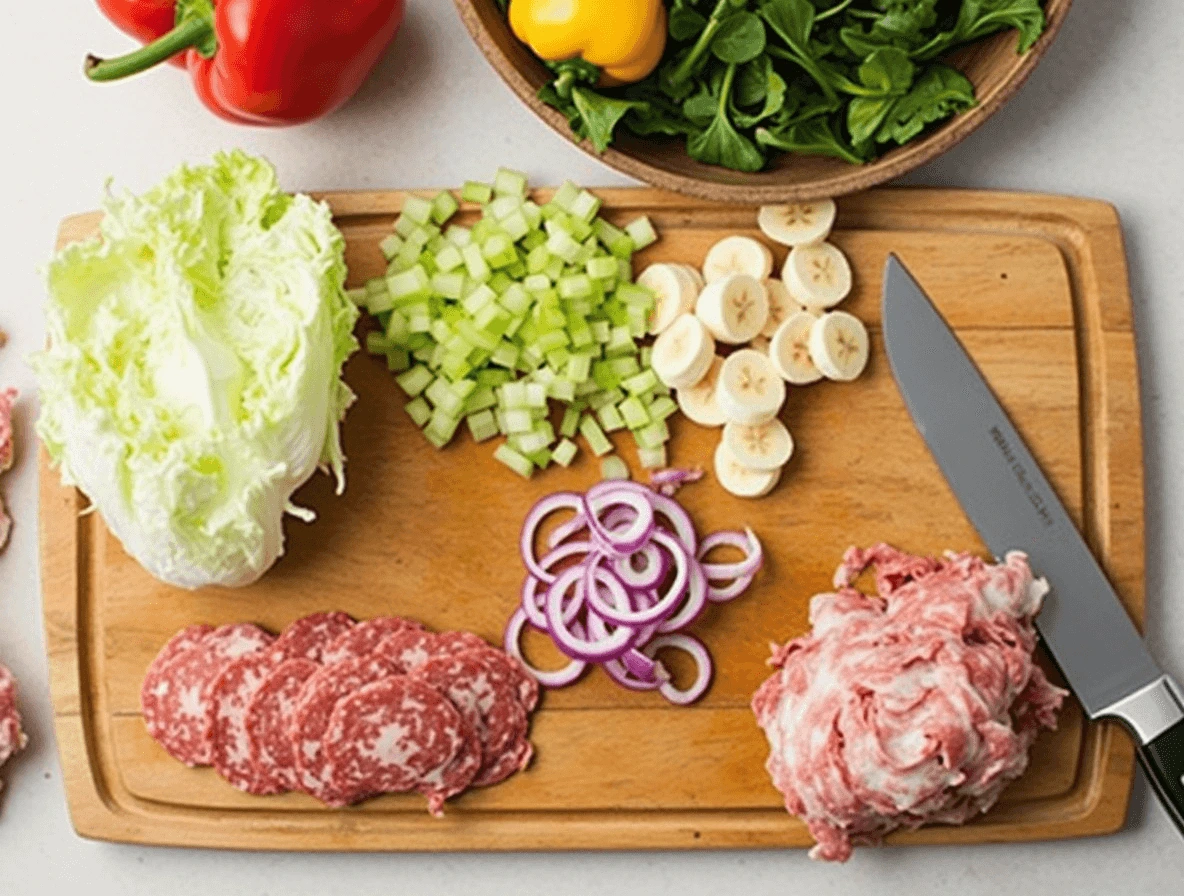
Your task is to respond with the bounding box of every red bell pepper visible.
[86,0,405,126]
[95,0,185,67]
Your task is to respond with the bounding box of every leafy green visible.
[32,151,359,589]
[521,0,1048,171]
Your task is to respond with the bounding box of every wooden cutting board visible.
[41,187,1143,851]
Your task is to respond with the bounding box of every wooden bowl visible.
[454,0,1073,202]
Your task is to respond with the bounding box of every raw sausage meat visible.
[271,612,355,663]
[322,617,422,666]
[209,652,285,795]
[246,658,320,792]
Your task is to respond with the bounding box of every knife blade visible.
[881,254,1184,835]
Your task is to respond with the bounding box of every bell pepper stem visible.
[85,17,213,82]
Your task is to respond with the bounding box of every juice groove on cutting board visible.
[41,187,1142,850]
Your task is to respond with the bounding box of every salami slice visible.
[429,631,491,657]
[450,644,539,712]
[322,617,423,666]
[209,652,285,795]
[291,655,398,807]
[413,652,532,789]
[418,717,482,817]
[373,628,437,672]
[323,676,464,797]
[272,612,356,663]
[245,658,320,792]
[0,662,27,779]
[142,623,273,766]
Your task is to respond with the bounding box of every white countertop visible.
[2,0,1182,892]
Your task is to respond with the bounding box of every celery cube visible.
[570,189,601,223]
[466,409,499,443]
[648,396,678,420]
[462,244,491,282]
[551,181,581,212]
[638,445,667,470]
[396,365,433,397]
[402,194,434,225]
[619,395,650,429]
[597,403,626,433]
[461,181,493,204]
[379,233,404,261]
[551,438,578,467]
[623,369,658,396]
[579,415,614,457]
[624,216,657,250]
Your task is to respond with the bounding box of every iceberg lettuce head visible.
[32,151,359,589]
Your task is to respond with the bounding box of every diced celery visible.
[626,305,649,337]
[425,408,461,446]
[551,438,578,467]
[379,233,404,261]
[489,271,514,294]
[570,189,601,223]
[457,319,498,352]
[499,283,532,314]
[597,403,626,433]
[433,243,464,273]
[586,255,619,280]
[483,233,517,268]
[648,395,678,420]
[402,194,434,225]
[579,415,614,457]
[476,367,513,388]
[466,409,499,442]
[546,227,582,264]
[491,341,520,369]
[487,195,521,221]
[396,365,433,397]
[592,360,620,391]
[615,282,654,308]
[544,255,566,282]
[524,382,548,408]
[462,283,497,315]
[387,265,431,304]
[512,429,552,455]
[547,377,576,402]
[500,210,530,242]
[385,310,410,344]
[494,444,534,478]
[558,274,593,299]
[426,378,465,418]
[432,271,465,300]
[591,320,611,343]
[566,353,593,383]
[551,180,581,211]
[462,243,491,282]
[445,225,473,247]
[588,386,625,410]
[623,369,658,396]
[638,445,667,470]
[559,407,582,440]
[431,191,460,225]
[394,213,419,238]
[624,216,657,250]
[500,381,528,408]
[608,356,641,379]
[640,345,653,369]
[474,303,511,336]
[526,448,552,469]
[619,395,650,429]
[386,348,410,373]
[494,167,529,198]
[601,456,630,481]
[366,332,391,355]
[404,397,432,427]
[463,385,498,414]
[461,181,493,204]
[504,409,534,433]
[635,419,669,449]
[604,326,635,358]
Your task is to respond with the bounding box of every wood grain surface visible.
[41,186,1141,851]
[453,0,1073,202]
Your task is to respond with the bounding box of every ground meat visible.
[0,662,26,787]
[209,652,285,795]
[291,655,399,807]
[271,612,355,663]
[142,623,273,767]
[321,617,423,666]
[246,658,321,792]
[323,676,464,797]
[752,545,1067,862]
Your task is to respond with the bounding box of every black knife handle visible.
[1137,719,1184,836]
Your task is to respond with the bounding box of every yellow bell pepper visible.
[508,0,668,87]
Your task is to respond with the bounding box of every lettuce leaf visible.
[32,151,359,589]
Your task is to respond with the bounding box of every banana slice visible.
[783,241,852,309]
[703,235,773,283]
[723,419,794,471]
[695,274,769,344]
[676,355,727,427]
[757,200,837,247]
[676,263,705,293]
[761,278,799,338]
[640,263,696,335]
[714,439,782,499]
[808,311,870,382]
[716,348,786,426]
[769,310,823,385]
[651,313,715,389]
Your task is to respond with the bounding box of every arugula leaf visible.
[735,55,773,107]
[570,87,649,153]
[669,6,709,42]
[756,117,867,164]
[916,0,1046,59]
[838,0,940,56]
[875,64,976,143]
[733,71,787,128]
[759,0,839,102]
[688,64,767,172]
[712,12,768,64]
[858,46,916,94]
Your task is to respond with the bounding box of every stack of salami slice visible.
[0,661,26,792]
[141,613,538,814]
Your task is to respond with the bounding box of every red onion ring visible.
[545,566,635,662]
[612,543,669,591]
[584,485,655,555]
[657,560,708,634]
[605,653,670,691]
[520,492,584,581]
[699,528,763,582]
[504,607,587,688]
[644,634,713,705]
[585,529,689,627]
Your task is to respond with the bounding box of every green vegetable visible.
[363,171,671,475]
[32,151,359,589]
[519,0,1047,171]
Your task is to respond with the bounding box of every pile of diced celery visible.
[353,169,674,478]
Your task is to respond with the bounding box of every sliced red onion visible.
[649,467,704,496]
[605,653,669,691]
[520,492,584,581]
[707,573,756,603]
[612,543,669,590]
[699,528,763,582]
[645,634,713,705]
[586,530,689,627]
[504,607,587,688]
[545,567,635,662]
[657,560,708,634]
[584,485,655,555]
[621,648,668,682]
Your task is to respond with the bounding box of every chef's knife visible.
[881,254,1184,835]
